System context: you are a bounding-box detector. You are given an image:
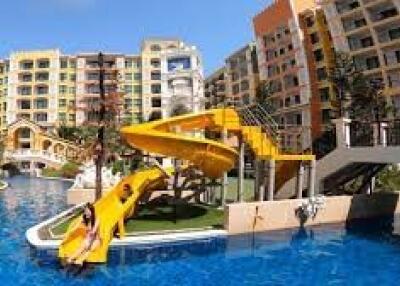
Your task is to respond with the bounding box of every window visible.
[36,72,49,81]
[37,60,50,69]
[150,44,161,52]
[70,74,76,81]
[18,86,32,96]
[125,73,132,81]
[36,86,48,95]
[313,49,324,62]
[20,61,33,70]
[125,59,133,68]
[319,87,330,102]
[151,71,161,80]
[322,109,331,124]
[294,94,301,104]
[317,67,327,81]
[35,113,48,122]
[60,60,68,69]
[20,73,32,82]
[150,59,160,68]
[296,114,302,125]
[124,85,133,93]
[20,100,31,110]
[60,73,67,81]
[285,97,291,107]
[134,73,141,81]
[69,60,76,68]
[59,85,67,94]
[240,80,249,91]
[35,99,48,109]
[305,17,314,27]
[69,87,76,94]
[69,114,75,122]
[310,33,319,44]
[360,37,374,48]
[366,56,380,70]
[151,84,161,94]
[151,97,162,108]
[58,112,66,122]
[58,99,67,108]
[134,85,142,93]
[229,84,238,95]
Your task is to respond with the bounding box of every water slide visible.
[59,108,312,263]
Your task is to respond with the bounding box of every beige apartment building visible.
[205,43,259,108]
[0,39,204,134]
[322,0,400,109]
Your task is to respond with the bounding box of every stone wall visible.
[225,193,400,234]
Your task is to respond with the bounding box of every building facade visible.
[140,39,204,121]
[253,0,336,151]
[0,39,204,134]
[322,0,400,109]
[205,43,259,108]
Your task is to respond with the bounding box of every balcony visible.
[336,0,360,14]
[19,61,33,70]
[348,35,375,51]
[36,60,50,69]
[35,72,49,82]
[368,5,399,22]
[377,25,400,43]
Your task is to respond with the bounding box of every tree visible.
[255,80,277,114]
[329,51,365,118]
[75,53,124,200]
[349,78,395,122]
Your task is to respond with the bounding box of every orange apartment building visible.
[253,0,336,151]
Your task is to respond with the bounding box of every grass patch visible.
[125,203,223,233]
[51,212,81,236]
[50,203,224,236]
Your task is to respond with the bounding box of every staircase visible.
[277,119,400,199]
[236,104,279,159]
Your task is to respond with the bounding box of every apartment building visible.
[205,43,259,108]
[253,0,335,151]
[141,39,204,121]
[322,0,400,109]
[205,67,227,109]
[0,39,203,133]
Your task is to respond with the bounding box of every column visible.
[380,122,388,147]
[221,128,228,206]
[254,160,260,201]
[332,118,352,148]
[308,160,316,198]
[237,136,245,202]
[296,162,305,199]
[267,160,275,201]
[258,161,265,201]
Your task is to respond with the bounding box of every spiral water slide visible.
[59,108,312,263]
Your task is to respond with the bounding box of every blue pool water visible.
[3,176,400,285]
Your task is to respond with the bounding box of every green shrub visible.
[60,162,81,178]
[42,167,62,178]
[111,160,125,175]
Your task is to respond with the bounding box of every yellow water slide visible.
[58,166,170,263]
[59,108,313,263]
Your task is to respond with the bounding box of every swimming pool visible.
[4,176,400,285]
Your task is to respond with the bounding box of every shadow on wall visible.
[345,192,400,230]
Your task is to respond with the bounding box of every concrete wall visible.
[225,193,400,234]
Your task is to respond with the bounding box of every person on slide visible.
[66,203,101,265]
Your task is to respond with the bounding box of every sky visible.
[0,0,272,75]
